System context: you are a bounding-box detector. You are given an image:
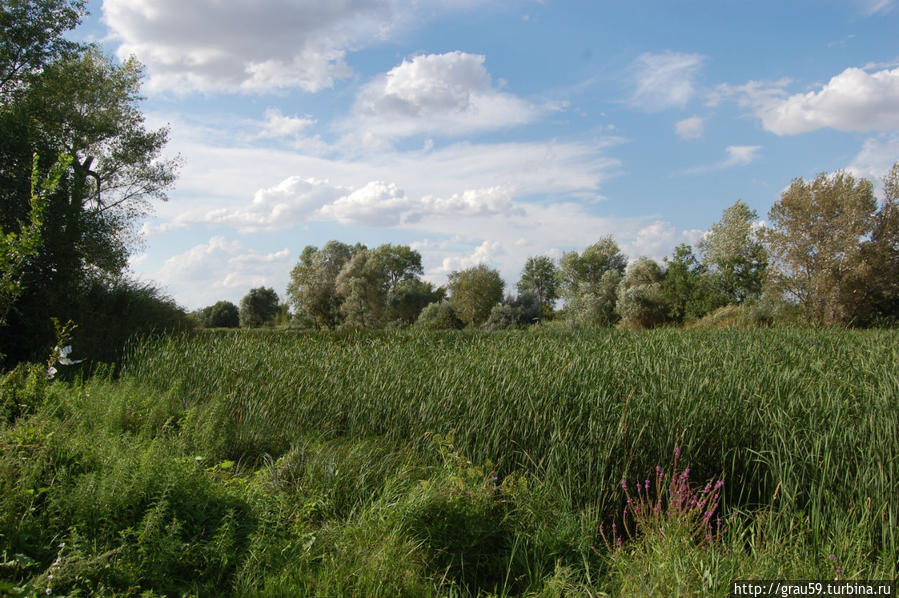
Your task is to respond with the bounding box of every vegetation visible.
[1,4,898,595]
[0,328,895,595]
[193,300,241,328]
[239,287,280,328]
[0,0,180,365]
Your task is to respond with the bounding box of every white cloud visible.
[675,116,704,140]
[257,109,316,139]
[716,67,899,135]
[439,240,503,274]
[320,181,410,226]
[151,236,293,309]
[759,67,899,135]
[680,145,761,175]
[846,135,899,194]
[102,0,492,93]
[629,51,706,111]
[620,222,704,263]
[722,145,762,166]
[344,51,538,142]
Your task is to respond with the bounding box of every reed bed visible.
[125,328,899,563]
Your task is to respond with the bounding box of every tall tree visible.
[517,255,558,319]
[761,171,876,326]
[851,161,899,325]
[662,243,719,323]
[1,1,178,362]
[447,264,504,327]
[559,236,627,326]
[239,287,280,328]
[698,200,767,304]
[287,241,356,328]
[616,257,670,329]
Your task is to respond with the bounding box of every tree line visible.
[2,1,898,371]
[219,163,898,331]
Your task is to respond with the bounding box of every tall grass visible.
[125,328,899,568]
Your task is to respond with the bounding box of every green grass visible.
[0,328,896,595]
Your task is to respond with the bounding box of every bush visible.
[239,287,280,328]
[73,278,192,366]
[195,301,240,328]
[414,300,463,330]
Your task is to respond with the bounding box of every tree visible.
[334,243,426,328]
[239,287,280,328]
[662,244,720,323]
[388,279,445,325]
[0,153,69,326]
[559,236,627,326]
[447,264,504,327]
[0,0,85,103]
[195,301,240,328]
[414,300,464,330]
[851,161,899,325]
[517,256,558,319]
[1,2,178,363]
[484,292,541,330]
[760,171,876,325]
[698,200,767,304]
[616,257,670,329]
[558,236,627,300]
[564,270,621,327]
[287,241,355,328]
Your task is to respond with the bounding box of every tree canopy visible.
[0,0,179,364]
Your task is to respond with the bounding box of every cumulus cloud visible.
[620,222,704,262]
[151,236,293,309]
[257,109,316,139]
[102,0,491,93]
[344,51,538,141]
[438,240,504,274]
[675,116,704,140]
[629,51,706,111]
[847,135,899,194]
[680,145,761,175]
[714,67,899,135]
[758,67,899,135]
[319,181,410,226]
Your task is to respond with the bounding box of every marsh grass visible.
[0,327,895,595]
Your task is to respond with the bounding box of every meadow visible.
[1,328,896,596]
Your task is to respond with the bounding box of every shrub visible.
[414,300,463,330]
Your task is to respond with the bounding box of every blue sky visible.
[75,0,899,309]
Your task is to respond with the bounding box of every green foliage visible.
[195,300,240,328]
[0,152,71,327]
[414,300,463,330]
[0,0,86,103]
[485,293,542,330]
[447,264,505,327]
[662,244,722,324]
[762,171,877,326]
[287,241,356,328]
[239,287,280,328]
[72,277,191,365]
[0,3,177,366]
[699,200,767,304]
[1,328,897,594]
[559,237,628,327]
[518,255,558,319]
[616,257,671,329]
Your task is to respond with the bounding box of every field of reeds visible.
[1,328,897,596]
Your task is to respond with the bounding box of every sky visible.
[72,0,899,310]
